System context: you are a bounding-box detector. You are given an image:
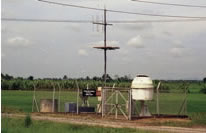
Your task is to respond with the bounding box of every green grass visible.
[2,90,206,126]
[1,90,99,113]
[188,94,206,113]
[2,90,33,113]
[1,116,159,133]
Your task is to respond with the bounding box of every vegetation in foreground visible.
[2,116,160,133]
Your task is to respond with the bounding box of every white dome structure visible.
[131,75,154,101]
[131,75,154,117]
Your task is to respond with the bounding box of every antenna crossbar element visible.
[93,46,120,50]
[93,22,113,26]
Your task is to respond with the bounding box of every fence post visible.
[115,89,118,119]
[184,86,188,115]
[57,83,61,112]
[32,83,39,112]
[32,84,35,112]
[156,82,161,116]
[129,89,132,120]
[52,83,56,113]
[75,81,79,114]
[102,88,104,117]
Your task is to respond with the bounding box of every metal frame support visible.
[32,83,39,112]
[57,83,61,112]
[128,89,132,120]
[102,87,105,117]
[52,83,56,113]
[156,82,161,116]
[102,87,131,120]
[76,81,80,114]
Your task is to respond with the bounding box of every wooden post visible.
[156,82,161,116]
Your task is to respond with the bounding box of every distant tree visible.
[63,75,68,80]
[117,75,131,82]
[1,73,5,79]
[92,76,101,81]
[203,77,206,83]
[86,76,90,80]
[102,74,113,82]
[3,74,14,80]
[200,77,206,94]
[27,76,34,80]
[114,75,119,80]
[17,77,24,80]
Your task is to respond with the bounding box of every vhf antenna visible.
[93,8,120,86]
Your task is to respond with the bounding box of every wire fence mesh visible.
[32,81,188,118]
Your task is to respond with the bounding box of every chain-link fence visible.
[32,81,188,119]
[32,82,100,113]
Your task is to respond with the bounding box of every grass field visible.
[2,116,160,133]
[2,90,206,126]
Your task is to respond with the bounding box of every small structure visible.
[40,99,58,112]
[131,75,154,117]
[65,102,77,113]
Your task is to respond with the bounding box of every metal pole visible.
[58,83,61,112]
[76,81,79,114]
[128,89,132,120]
[102,88,104,117]
[184,86,188,115]
[33,83,39,112]
[32,84,35,112]
[104,8,107,87]
[102,8,107,118]
[52,83,55,113]
[156,82,161,116]
[115,90,118,119]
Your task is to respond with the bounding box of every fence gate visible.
[101,87,132,120]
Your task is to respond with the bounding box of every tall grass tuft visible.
[24,114,32,128]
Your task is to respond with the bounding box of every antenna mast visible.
[93,9,120,86]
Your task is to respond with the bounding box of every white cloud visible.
[1,53,6,58]
[7,37,31,47]
[170,48,183,58]
[89,40,119,47]
[173,40,184,48]
[118,49,128,55]
[78,49,88,56]
[127,35,144,48]
[64,23,80,32]
[117,23,151,31]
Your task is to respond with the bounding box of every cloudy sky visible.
[1,0,206,80]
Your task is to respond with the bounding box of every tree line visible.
[1,73,206,94]
[1,73,132,90]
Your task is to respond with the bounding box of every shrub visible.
[24,114,32,128]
